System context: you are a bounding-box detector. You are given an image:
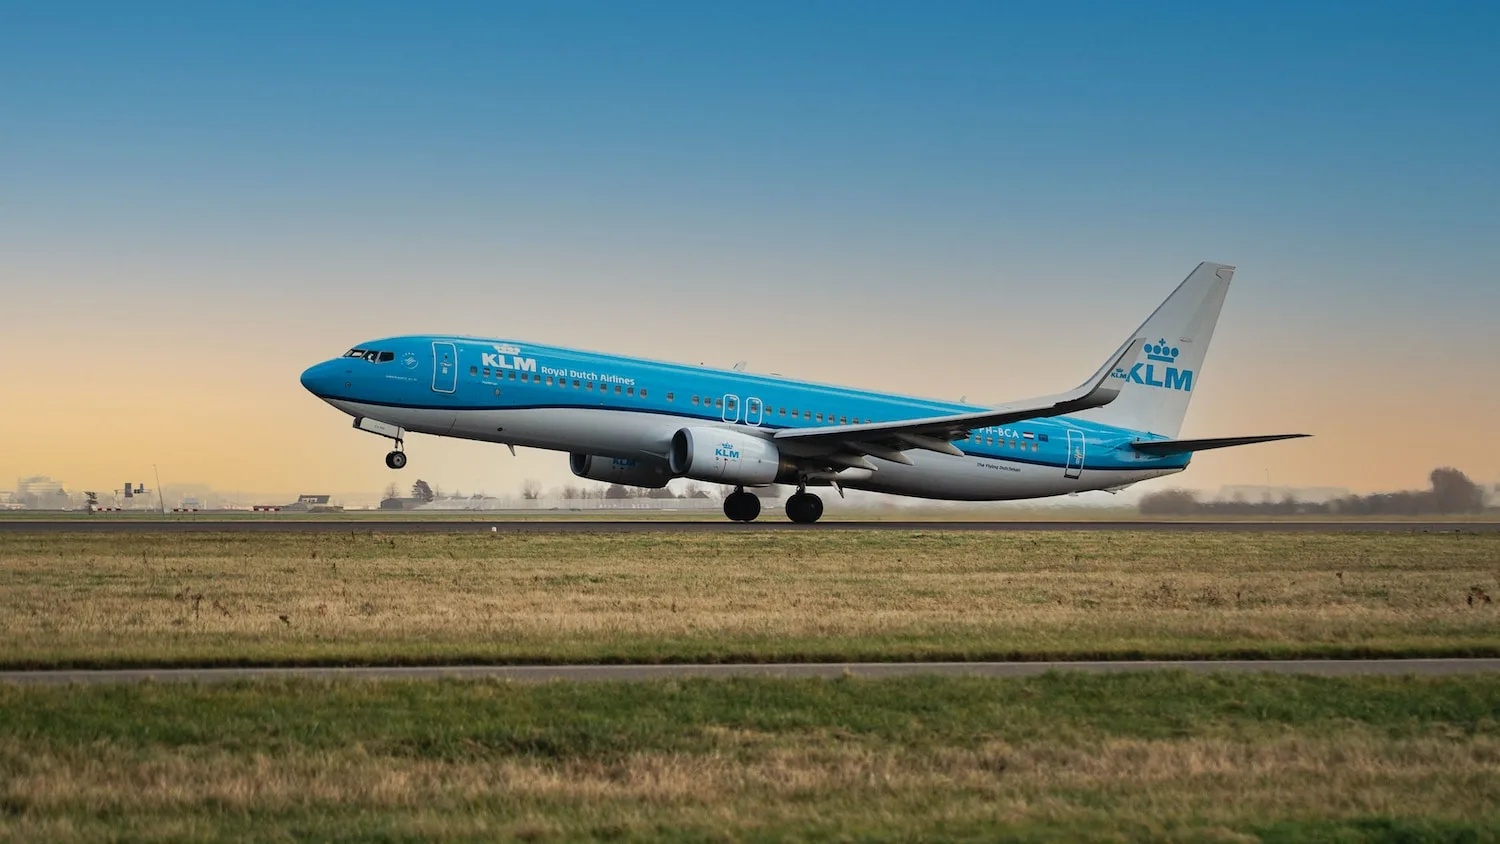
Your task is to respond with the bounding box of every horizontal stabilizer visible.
[1131,434,1309,456]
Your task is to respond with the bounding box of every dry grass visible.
[1,673,1497,841]
[1,531,1497,666]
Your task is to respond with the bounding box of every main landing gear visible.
[785,490,824,524]
[722,486,825,524]
[723,487,761,523]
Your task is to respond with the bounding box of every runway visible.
[3,659,1497,685]
[1,519,1496,534]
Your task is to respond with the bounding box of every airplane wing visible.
[771,337,1145,463]
[1130,434,1310,456]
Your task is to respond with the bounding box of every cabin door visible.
[1064,430,1085,480]
[431,342,457,394]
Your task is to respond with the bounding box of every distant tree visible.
[411,480,435,503]
[1139,489,1200,516]
[521,479,542,500]
[1431,468,1484,514]
[605,484,630,500]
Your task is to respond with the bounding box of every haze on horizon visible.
[3,1,1497,501]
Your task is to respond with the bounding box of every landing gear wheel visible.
[785,492,824,524]
[385,450,407,470]
[723,490,762,522]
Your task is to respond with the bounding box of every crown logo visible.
[1146,339,1179,363]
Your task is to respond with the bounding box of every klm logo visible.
[1125,339,1193,392]
[714,443,741,460]
[480,352,537,372]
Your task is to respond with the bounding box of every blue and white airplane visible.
[300,263,1306,522]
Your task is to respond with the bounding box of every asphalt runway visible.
[1,519,1496,534]
[3,659,1496,685]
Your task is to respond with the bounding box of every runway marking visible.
[4,659,1498,684]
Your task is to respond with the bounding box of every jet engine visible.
[568,453,672,489]
[668,428,795,485]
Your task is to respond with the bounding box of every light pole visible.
[153,464,166,515]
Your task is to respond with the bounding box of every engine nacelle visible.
[569,453,671,489]
[668,427,792,485]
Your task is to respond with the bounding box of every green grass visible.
[1,673,1497,841]
[3,531,1499,668]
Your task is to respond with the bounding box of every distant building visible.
[285,494,338,512]
[16,476,65,498]
[379,497,424,510]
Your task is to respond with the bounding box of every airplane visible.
[300,262,1307,523]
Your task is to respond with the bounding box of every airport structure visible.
[300,263,1306,524]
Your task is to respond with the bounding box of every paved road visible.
[3,659,1497,684]
[1,519,1495,534]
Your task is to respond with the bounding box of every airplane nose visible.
[300,361,338,396]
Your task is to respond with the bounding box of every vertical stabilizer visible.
[1074,262,1233,438]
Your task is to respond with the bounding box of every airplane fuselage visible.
[300,336,1189,502]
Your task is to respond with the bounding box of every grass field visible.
[2,673,1497,841]
[1,530,1497,668]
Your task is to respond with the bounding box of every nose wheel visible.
[785,491,823,524]
[385,449,407,470]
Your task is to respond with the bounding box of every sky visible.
[3,0,1497,502]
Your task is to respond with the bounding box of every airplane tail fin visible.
[1074,262,1233,438]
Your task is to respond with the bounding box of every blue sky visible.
[3,0,1497,496]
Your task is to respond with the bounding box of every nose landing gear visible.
[723,487,761,522]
